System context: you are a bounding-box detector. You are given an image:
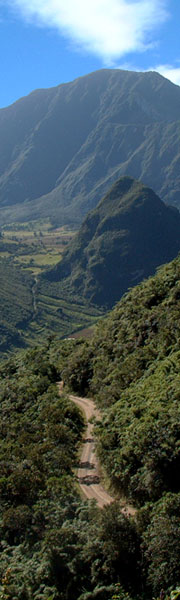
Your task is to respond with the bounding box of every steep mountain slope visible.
[62,253,180,508]
[1,176,180,356]
[42,177,180,308]
[0,69,180,225]
[0,263,179,598]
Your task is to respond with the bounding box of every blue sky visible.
[0,0,180,108]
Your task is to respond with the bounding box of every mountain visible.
[42,176,180,308]
[1,176,180,356]
[0,69,180,226]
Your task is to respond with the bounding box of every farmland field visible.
[0,220,76,274]
[0,220,102,355]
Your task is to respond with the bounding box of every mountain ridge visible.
[42,176,180,308]
[0,69,180,225]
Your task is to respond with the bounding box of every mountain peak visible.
[0,69,180,226]
[43,177,180,309]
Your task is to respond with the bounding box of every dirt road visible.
[58,383,136,513]
[68,393,114,508]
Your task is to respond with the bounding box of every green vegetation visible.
[96,350,180,503]
[0,251,180,597]
[0,69,180,598]
[0,222,101,356]
[0,220,75,275]
[0,342,142,600]
[60,255,180,594]
[62,255,180,506]
[0,260,101,355]
[43,177,180,308]
[0,259,34,352]
[0,177,180,357]
[0,343,85,599]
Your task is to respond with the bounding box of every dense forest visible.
[0,255,179,599]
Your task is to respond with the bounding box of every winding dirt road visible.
[58,383,135,514]
[68,393,114,508]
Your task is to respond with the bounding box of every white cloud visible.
[151,64,180,86]
[116,61,180,87]
[5,0,168,62]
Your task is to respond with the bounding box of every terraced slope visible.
[0,260,34,352]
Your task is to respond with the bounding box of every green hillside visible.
[43,177,180,308]
[0,342,143,600]
[0,248,101,356]
[0,176,180,356]
[0,69,180,226]
[0,67,180,600]
[0,257,180,598]
[0,259,101,355]
[62,254,180,504]
[0,259,34,352]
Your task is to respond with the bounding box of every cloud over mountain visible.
[5,0,168,62]
[153,64,180,86]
